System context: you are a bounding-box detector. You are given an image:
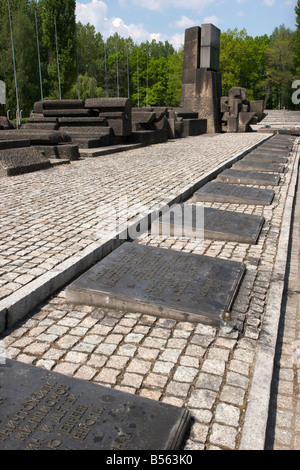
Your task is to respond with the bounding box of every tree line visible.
[0,0,300,118]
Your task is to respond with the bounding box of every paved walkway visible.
[265,166,300,450]
[0,132,299,450]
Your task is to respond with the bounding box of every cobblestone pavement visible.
[0,133,266,305]
[265,165,300,450]
[0,132,298,450]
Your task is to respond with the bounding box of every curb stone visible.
[0,135,272,333]
[239,141,300,450]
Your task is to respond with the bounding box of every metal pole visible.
[54,18,62,100]
[7,0,20,127]
[116,40,119,98]
[104,42,108,97]
[89,33,94,98]
[146,50,149,107]
[127,49,130,98]
[137,49,139,108]
[35,11,43,102]
[76,26,80,99]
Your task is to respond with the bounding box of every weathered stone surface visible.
[0,147,52,176]
[130,129,168,145]
[195,68,222,133]
[200,24,220,71]
[182,119,207,136]
[181,27,201,113]
[0,359,190,450]
[85,98,132,121]
[24,122,58,131]
[217,169,281,186]
[232,160,285,173]
[193,182,275,205]
[252,148,290,156]
[57,117,108,127]
[152,204,265,244]
[0,140,30,150]
[34,100,85,113]
[243,153,288,164]
[181,24,222,133]
[0,130,71,145]
[221,87,265,133]
[57,144,80,161]
[43,109,96,118]
[66,242,245,326]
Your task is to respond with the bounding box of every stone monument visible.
[220,87,266,133]
[181,24,222,134]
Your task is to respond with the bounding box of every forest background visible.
[1,0,300,118]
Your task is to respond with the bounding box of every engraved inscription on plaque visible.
[217,169,280,186]
[193,182,275,205]
[66,243,246,325]
[0,360,190,450]
[152,204,265,244]
[255,146,291,154]
[232,160,285,173]
[243,154,288,164]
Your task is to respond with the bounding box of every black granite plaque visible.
[252,148,290,157]
[232,160,285,173]
[66,243,246,325]
[243,154,288,164]
[259,143,292,150]
[193,182,275,205]
[217,169,280,186]
[152,204,265,244]
[257,143,290,149]
[0,360,190,450]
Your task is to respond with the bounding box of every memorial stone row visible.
[0,135,294,450]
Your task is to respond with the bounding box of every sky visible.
[75,0,297,48]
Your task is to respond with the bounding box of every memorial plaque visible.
[0,360,190,450]
[152,204,265,244]
[66,243,246,326]
[262,144,292,150]
[252,150,287,158]
[243,153,288,164]
[232,160,285,173]
[217,169,280,186]
[193,182,275,205]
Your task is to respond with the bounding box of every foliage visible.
[220,29,270,101]
[0,0,300,115]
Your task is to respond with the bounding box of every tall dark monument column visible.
[181,27,201,112]
[181,24,222,134]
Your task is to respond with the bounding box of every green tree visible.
[39,0,77,99]
[293,0,300,75]
[220,28,269,100]
[0,0,41,116]
[261,25,294,109]
[67,73,105,100]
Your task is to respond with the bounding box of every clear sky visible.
[76,0,297,48]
